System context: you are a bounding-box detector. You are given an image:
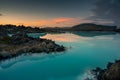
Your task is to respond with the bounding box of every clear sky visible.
[0,0,119,27]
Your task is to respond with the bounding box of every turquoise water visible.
[27,33,46,38]
[0,32,120,80]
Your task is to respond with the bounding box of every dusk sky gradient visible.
[0,0,119,27]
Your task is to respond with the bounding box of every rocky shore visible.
[0,24,44,34]
[0,33,65,60]
[91,60,120,80]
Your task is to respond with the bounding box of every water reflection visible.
[41,33,92,42]
[73,31,116,37]
[41,32,117,42]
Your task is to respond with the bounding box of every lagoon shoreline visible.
[0,33,65,61]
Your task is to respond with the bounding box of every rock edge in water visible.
[0,33,65,60]
[91,60,120,80]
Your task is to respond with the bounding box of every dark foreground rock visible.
[0,33,65,60]
[92,60,120,80]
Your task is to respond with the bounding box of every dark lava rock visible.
[10,33,32,45]
[0,33,65,60]
[92,60,120,80]
[101,61,120,80]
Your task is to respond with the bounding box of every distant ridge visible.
[72,23,117,31]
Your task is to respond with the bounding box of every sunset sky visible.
[0,0,119,27]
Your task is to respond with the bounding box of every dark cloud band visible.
[89,0,120,27]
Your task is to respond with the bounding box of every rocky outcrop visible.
[0,33,65,60]
[92,60,120,80]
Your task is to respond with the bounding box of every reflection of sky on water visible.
[41,33,92,42]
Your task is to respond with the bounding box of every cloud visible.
[53,18,74,23]
[52,18,80,26]
[88,0,120,27]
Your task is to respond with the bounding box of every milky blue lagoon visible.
[0,32,120,80]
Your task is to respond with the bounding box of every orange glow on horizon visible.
[0,16,92,27]
[53,18,74,23]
